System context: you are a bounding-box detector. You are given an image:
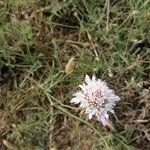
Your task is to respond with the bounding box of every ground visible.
[0,0,150,150]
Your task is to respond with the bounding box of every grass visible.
[0,0,150,149]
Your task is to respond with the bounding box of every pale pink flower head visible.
[71,75,120,126]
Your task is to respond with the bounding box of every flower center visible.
[92,89,102,99]
[87,89,104,109]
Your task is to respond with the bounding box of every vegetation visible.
[0,0,150,149]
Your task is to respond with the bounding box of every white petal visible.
[114,95,120,101]
[85,75,91,84]
[98,113,109,126]
[70,98,81,104]
[100,117,108,126]
[88,113,93,120]
[104,113,109,119]
[92,75,96,82]
[110,109,114,114]
[73,92,83,98]
[79,84,86,93]
[79,99,87,107]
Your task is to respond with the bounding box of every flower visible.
[70,75,120,126]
